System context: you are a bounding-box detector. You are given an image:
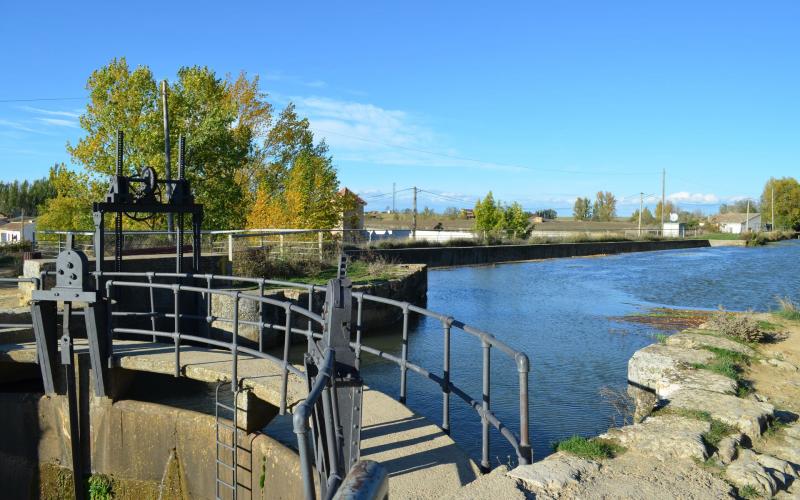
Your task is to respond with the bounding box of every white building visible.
[0,219,36,244]
[715,212,761,234]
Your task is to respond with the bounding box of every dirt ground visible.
[748,313,800,416]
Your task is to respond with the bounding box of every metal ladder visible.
[215,382,238,500]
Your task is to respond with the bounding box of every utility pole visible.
[161,80,174,236]
[660,168,666,229]
[771,184,775,230]
[746,199,750,232]
[638,192,643,237]
[392,182,396,213]
[412,186,418,239]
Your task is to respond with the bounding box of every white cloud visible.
[37,118,78,128]
[0,119,39,133]
[294,96,523,172]
[19,106,81,118]
[667,191,720,204]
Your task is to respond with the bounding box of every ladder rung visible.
[216,421,235,431]
[216,442,235,451]
[216,402,236,411]
[216,478,235,489]
[216,459,235,470]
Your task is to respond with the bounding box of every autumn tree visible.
[503,202,531,237]
[629,207,655,225]
[761,177,800,230]
[655,200,677,222]
[37,164,104,231]
[246,105,343,229]
[573,197,591,221]
[592,191,617,221]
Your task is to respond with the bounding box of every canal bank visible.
[450,312,800,498]
[349,239,711,267]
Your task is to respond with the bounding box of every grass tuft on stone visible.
[738,484,760,499]
[774,296,800,321]
[552,435,625,459]
[650,406,735,450]
[691,346,754,398]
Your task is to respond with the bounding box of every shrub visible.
[707,309,766,343]
[775,296,800,321]
[87,474,113,500]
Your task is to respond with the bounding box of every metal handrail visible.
[95,271,532,468]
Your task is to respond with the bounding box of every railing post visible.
[481,340,491,472]
[442,317,452,435]
[106,282,114,368]
[399,305,409,404]
[232,292,239,393]
[227,234,233,263]
[147,273,156,342]
[279,234,285,258]
[258,279,265,352]
[205,275,213,338]
[355,295,363,371]
[173,285,180,378]
[307,287,314,351]
[318,231,323,261]
[516,353,532,465]
[280,306,292,415]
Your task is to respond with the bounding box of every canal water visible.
[354,240,800,463]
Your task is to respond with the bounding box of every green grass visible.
[284,260,399,285]
[552,435,625,459]
[87,474,113,500]
[691,347,753,397]
[654,333,669,344]
[756,320,780,331]
[651,407,735,449]
[738,485,760,498]
[774,296,800,321]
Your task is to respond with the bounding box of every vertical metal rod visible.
[148,274,157,342]
[296,426,316,500]
[307,288,314,352]
[173,287,180,377]
[481,340,491,472]
[442,318,452,435]
[106,285,114,368]
[162,80,174,235]
[258,280,265,352]
[355,296,363,371]
[232,293,239,393]
[321,386,341,480]
[399,306,409,404]
[517,353,532,464]
[205,275,213,338]
[280,307,292,415]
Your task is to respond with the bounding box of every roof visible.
[0,220,35,232]
[338,188,366,205]
[714,212,760,224]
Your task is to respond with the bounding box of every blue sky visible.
[0,1,798,215]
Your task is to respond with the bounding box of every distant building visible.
[337,188,367,241]
[530,215,544,224]
[0,219,36,244]
[714,212,761,234]
[662,222,685,237]
[461,209,475,219]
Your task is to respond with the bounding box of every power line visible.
[314,127,661,177]
[0,97,85,103]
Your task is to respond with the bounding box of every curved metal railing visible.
[76,270,532,469]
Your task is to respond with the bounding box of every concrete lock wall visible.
[348,239,712,268]
[210,264,427,348]
[0,366,305,499]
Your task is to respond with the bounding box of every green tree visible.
[503,202,531,237]
[761,177,800,230]
[37,164,104,231]
[573,197,591,221]
[474,192,503,231]
[720,199,758,214]
[60,58,272,229]
[592,191,617,221]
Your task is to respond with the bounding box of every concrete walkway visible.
[0,339,479,498]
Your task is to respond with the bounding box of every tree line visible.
[473,192,531,237]
[38,58,349,231]
[572,191,618,221]
[0,178,55,217]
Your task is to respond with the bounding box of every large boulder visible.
[507,452,599,496]
[666,388,773,439]
[600,415,710,462]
